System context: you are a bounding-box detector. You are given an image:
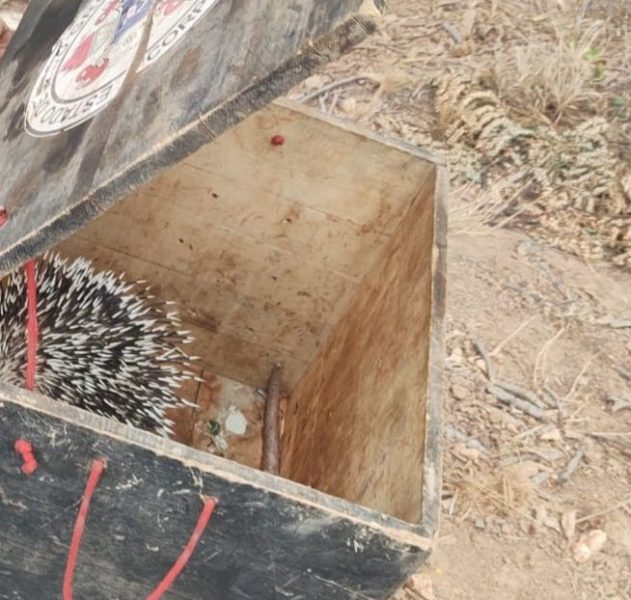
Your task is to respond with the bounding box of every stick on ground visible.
[299,75,380,103]
[494,380,546,409]
[472,339,494,381]
[487,384,546,421]
[262,363,283,475]
[557,447,584,485]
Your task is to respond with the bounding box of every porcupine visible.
[0,253,197,436]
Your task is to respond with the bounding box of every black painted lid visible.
[0,0,382,275]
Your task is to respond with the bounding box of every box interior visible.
[55,100,438,523]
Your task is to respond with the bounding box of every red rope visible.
[14,438,38,475]
[24,260,38,392]
[64,459,217,599]
[63,459,106,600]
[145,496,218,600]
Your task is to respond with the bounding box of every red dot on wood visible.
[270,134,285,146]
[0,207,8,227]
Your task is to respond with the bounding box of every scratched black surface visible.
[0,0,383,276]
[0,387,426,600]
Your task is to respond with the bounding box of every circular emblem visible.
[25,0,218,137]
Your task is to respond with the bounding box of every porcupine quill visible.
[0,253,198,436]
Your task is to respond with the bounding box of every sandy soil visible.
[423,228,631,600]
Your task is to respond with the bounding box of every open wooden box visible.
[0,1,446,598]
[55,98,447,526]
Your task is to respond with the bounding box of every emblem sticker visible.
[25,0,218,137]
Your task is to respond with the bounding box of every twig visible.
[599,318,631,329]
[564,352,600,402]
[584,434,631,458]
[557,447,584,485]
[607,396,631,413]
[533,327,566,387]
[494,380,546,409]
[487,384,546,421]
[440,21,462,43]
[584,431,631,438]
[262,363,283,475]
[614,366,631,381]
[544,385,562,410]
[472,339,494,381]
[490,316,537,357]
[299,75,380,103]
[544,385,564,426]
[576,496,631,524]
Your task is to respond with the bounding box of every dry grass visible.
[494,20,606,127]
[450,466,538,521]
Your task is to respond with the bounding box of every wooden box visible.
[0,2,446,598]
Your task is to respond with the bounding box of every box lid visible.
[0,0,383,275]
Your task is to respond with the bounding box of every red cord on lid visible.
[0,207,8,227]
[24,260,39,392]
[63,459,217,600]
[14,439,32,454]
[63,459,106,600]
[14,438,38,475]
[145,497,218,600]
[14,262,40,477]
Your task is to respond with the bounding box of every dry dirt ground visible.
[2,1,630,599]
[289,1,631,598]
[419,229,631,600]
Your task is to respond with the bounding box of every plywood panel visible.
[56,101,435,389]
[56,236,311,387]
[281,172,440,523]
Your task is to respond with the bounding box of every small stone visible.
[448,347,465,364]
[451,384,469,401]
[540,428,562,442]
[340,97,357,113]
[406,573,434,600]
[474,358,487,374]
[474,518,486,530]
[455,443,481,461]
